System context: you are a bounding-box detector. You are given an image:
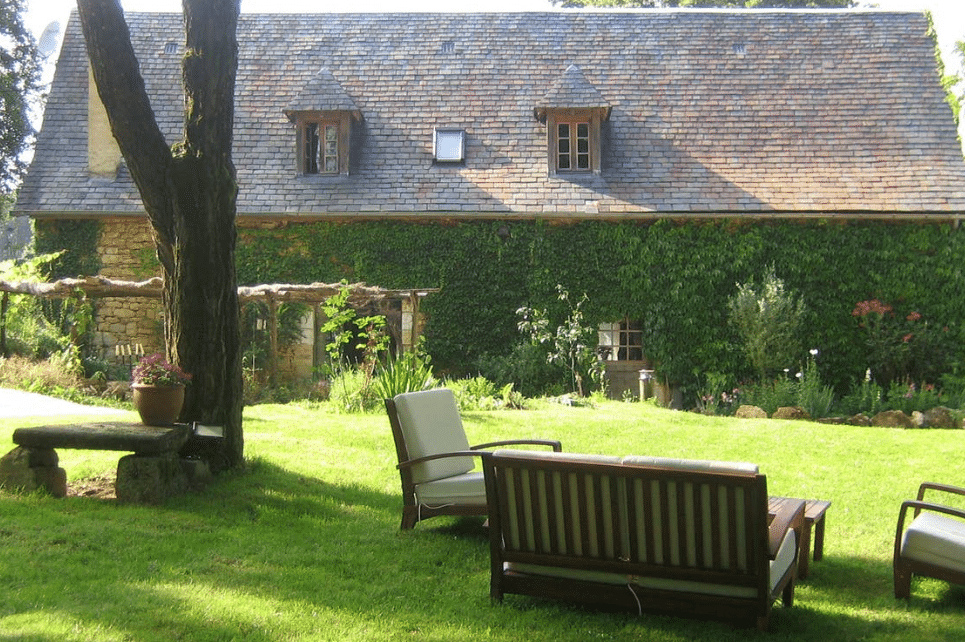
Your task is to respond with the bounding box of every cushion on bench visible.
[901,512,965,575]
[621,455,759,475]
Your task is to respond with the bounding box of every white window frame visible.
[434,128,465,163]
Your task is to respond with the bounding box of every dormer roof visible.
[285,67,360,118]
[535,65,611,121]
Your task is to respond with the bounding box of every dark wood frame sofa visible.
[482,450,804,631]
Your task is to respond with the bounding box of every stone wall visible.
[93,218,420,382]
[93,218,164,360]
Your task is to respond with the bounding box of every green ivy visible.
[33,219,101,279]
[235,219,965,399]
[29,217,962,401]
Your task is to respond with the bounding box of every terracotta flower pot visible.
[132,384,185,426]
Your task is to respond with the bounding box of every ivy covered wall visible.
[236,219,965,396]
[33,217,965,399]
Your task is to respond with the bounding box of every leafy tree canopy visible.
[550,0,854,8]
[0,0,42,193]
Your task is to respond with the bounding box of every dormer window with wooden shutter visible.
[535,65,611,176]
[285,68,361,176]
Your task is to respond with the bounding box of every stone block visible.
[0,447,67,497]
[116,453,188,504]
[923,406,960,429]
[735,405,767,419]
[871,410,914,428]
[772,406,811,420]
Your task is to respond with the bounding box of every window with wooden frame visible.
[545,109,603,175]
[597,318,643,361]
[292,112,352,176]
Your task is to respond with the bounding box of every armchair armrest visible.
[471,438,563,452]
[397,450,490,470]
[768,498,805,559]
[917,481,965,505]
[894,498,965,561]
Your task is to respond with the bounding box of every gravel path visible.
[0,388,127,419]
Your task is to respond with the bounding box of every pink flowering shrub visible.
[852,299,952,388]
[132,353,192,387]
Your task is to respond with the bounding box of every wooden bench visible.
[482,450,805,631]
[0,421,212,503]
[769,497,831,579]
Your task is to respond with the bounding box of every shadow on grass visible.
[2,459,961,642]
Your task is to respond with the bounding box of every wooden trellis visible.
[0,276,438,383]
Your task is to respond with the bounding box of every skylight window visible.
[434,128,465,163]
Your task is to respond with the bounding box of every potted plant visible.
[131,353,192,426]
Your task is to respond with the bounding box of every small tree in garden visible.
[728,267,806,382]
[517,285,605,397]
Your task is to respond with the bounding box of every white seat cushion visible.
[621,455,759,475]
[901,512,965,574]
[493,449,622,465]
[393,388,474,484]
[415,471,487,506]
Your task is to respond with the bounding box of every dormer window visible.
[291,113,351,175]
[535,65,611,177]
[544,109,603,174]
[303,119,341,174]
[285,68,361,177]
[556,120,590,171]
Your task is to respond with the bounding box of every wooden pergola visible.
[0,276,438,383]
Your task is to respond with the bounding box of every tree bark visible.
[78,0,244,470]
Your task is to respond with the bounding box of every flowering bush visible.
[852,299,955,388]
[132,353,192,387]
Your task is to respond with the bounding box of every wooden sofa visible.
[482,450,804,631]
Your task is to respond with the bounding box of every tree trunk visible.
[78,0,243,469]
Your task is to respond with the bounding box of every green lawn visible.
[2,399,964,641]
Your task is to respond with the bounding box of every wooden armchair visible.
[384,388,561,529]
[894,482,965,599]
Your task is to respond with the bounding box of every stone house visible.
[13,10,965,395]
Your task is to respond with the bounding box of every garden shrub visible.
[728,266,806,382]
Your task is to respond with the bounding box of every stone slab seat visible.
[3,422,198,504]
[13,422,192,455]
[482,449,804,631]
[894,482,965,599]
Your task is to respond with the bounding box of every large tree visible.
[0,0,42,193]
[77,0,244,469]
[551,1,854,7]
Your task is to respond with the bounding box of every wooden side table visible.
[769,496,831,579]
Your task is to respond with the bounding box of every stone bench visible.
[0,421,213,504]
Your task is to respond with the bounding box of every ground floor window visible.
[598,318,643,361]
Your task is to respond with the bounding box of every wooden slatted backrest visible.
[484,450,770,584]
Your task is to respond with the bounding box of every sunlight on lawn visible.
[2,400,964,641]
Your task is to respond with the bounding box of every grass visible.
[2,398,965,641]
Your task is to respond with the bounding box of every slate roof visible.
[15,10,965,218]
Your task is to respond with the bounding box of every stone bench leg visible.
[116,453,188,504]
[0,446,67,497]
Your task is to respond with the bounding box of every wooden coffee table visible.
[769,496,831,579]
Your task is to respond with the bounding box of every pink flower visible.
[906,311,922,322]
[902,333,914,343]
